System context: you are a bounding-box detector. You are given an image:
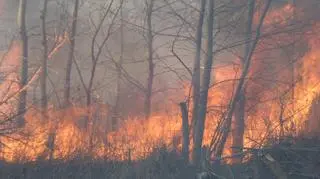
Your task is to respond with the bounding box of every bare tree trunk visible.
[180,102,189,163]
[47,129,56,161]
[144,0,154,120]
[40,0,55,161]
[64,0,79,107]
[214,0,272,159]
[16,0,28,127]
[87,0,119,152]
[290,0,297,125]
[113,2,125,130]
[192,0,214,168]
[231,92,245,162]
[40,0,48,118]
[32,81,38,105]
[279,98,285,138]
[87,0,116,108]
[231,0,255,164]
[191,0,206,149]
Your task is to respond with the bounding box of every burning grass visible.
[0,2,319,169]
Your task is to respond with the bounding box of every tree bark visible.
[214,0,272,159]
[231,0,255,164]
[144,0,154,120]
[41,0,56,161]
[290,0,297,121]
[16,0,28,127]
[113,1,125,130]
[40,0,48,118]
[191,0,206,151]
[64,0,79,107]
[192,0,214,167]
[231,92,245,162]
[180,102,189,163]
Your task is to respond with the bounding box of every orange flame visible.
[0,3,320,163]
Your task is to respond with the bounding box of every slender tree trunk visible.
[231,0,255,164]
[191,0,206,147]
[40,0,55,161]
[144,0,154,120]
[87,0,116,109]
[47,129,56,161]
[64,0,79,107]
[279,98,285,138]
[32,81,38,105]
[86,56,98,154]
[86,0,119,152]
[192,0,214,167]
[87,55,98,153]
[180,102,189,163]
[113,2,125,130]
[16,0,28,127]
[40,0,48,118]
[290,0,296,119]
[231,91,245,162]
[214,0,272,159]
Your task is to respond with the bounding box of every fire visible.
[0,64,241,162]
[0,2,320,163]
[294,23,320,131]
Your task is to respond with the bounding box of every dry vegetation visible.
[0,0,319,178]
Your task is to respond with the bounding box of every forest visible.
[0,0,319,178]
